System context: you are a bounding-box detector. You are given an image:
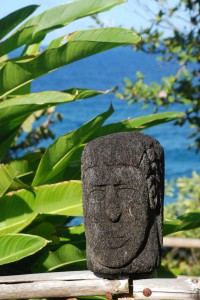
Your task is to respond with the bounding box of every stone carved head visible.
[82,132,164,275]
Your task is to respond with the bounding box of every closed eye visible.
[89,189,105,201]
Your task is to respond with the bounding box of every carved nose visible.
[105,186,121,222]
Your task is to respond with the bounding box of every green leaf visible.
[90,111,185,138]
[44,111,184,183]
[0,89,104,130]
[157,265,176,278]
[32,244,86,272]
[64,87,109,100]
[0,91,74,131]
[0,193,37,234]
[177,212,200,231]
[0,234,48,265]
[1,181,83,228]
[60,225,85,249]
[163,212,200,236]
[163,218,181,236]
[0,89,104,161]
[172,45,182,53]
[32,181,83,216]
[0,28,140,98]
[0,5,39,41]
[26,222,59,245]
[0,0,126,55]
[32,105,114,186]
[8,154,41,184]
[47,145,84,182]
[0,128,20,162]
[0,164,31,197]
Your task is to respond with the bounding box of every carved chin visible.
[95,247,138,268]
[93,238,141,268]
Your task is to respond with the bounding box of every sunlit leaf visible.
[163,212,200,236]
[0,164,31,197]
[0,193,37,234]
[0,28,140,98]
[32,105,114,186]
[32,244,86,272]
[50,111,185,182]
[0,5,38,41]
[1,181,82,226]
[0,234,48,265]
[0,0,126,55]
[92,111,185,138]
[0,89,104,161]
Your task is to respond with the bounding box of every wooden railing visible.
[163,237,200,248]
[0,270,199,299]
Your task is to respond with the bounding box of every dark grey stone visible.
[81,132,164,276]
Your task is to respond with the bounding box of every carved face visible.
[82,132,164,275]
[84,165,150,268]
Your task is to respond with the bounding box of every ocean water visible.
[31,46,200,199]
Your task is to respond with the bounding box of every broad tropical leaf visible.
[0,28,140,98]
[0,89,104,131]
[32,244,86,272]
[0,181,82,235]
[0,234,48,265]
[32,181,82,216]
[0,0,126,56]
[48,111,185,182]
[0,5,38,41]
[92,111,185,138]
[32,105,114,186]
[0,128,19,162]
[60,224,85,248]
[26,221,60,245]
[0,89,104,161]
[7,153,42,185]
[0,192,37,234]
[163,212,200,236]
[0,164,31,197]
[157,265,176,278]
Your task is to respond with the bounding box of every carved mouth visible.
[104,235,129,249]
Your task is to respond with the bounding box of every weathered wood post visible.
[82,132,164,299]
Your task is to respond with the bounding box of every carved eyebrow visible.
[92,184,107,187]
[89,185,106,192]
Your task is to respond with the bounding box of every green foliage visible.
[0,234,48,265]
[0,0,194,280]
[163,172,200,276]
[116,0,200,151]
[165,172,200,216]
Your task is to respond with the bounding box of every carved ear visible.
[147,175,158,210]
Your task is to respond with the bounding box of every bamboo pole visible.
[163,237,200,248]
[131,277,200,300]
[0,270,105,283]
[0,271,199,299]
[0,271,128,299]
[115,277,200,300]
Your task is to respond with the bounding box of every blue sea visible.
[31,46,200,202]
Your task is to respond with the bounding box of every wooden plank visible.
[163,237,200,249]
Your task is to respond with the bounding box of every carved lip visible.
[104,235,129,248]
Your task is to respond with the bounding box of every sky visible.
[2,0,160,44]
